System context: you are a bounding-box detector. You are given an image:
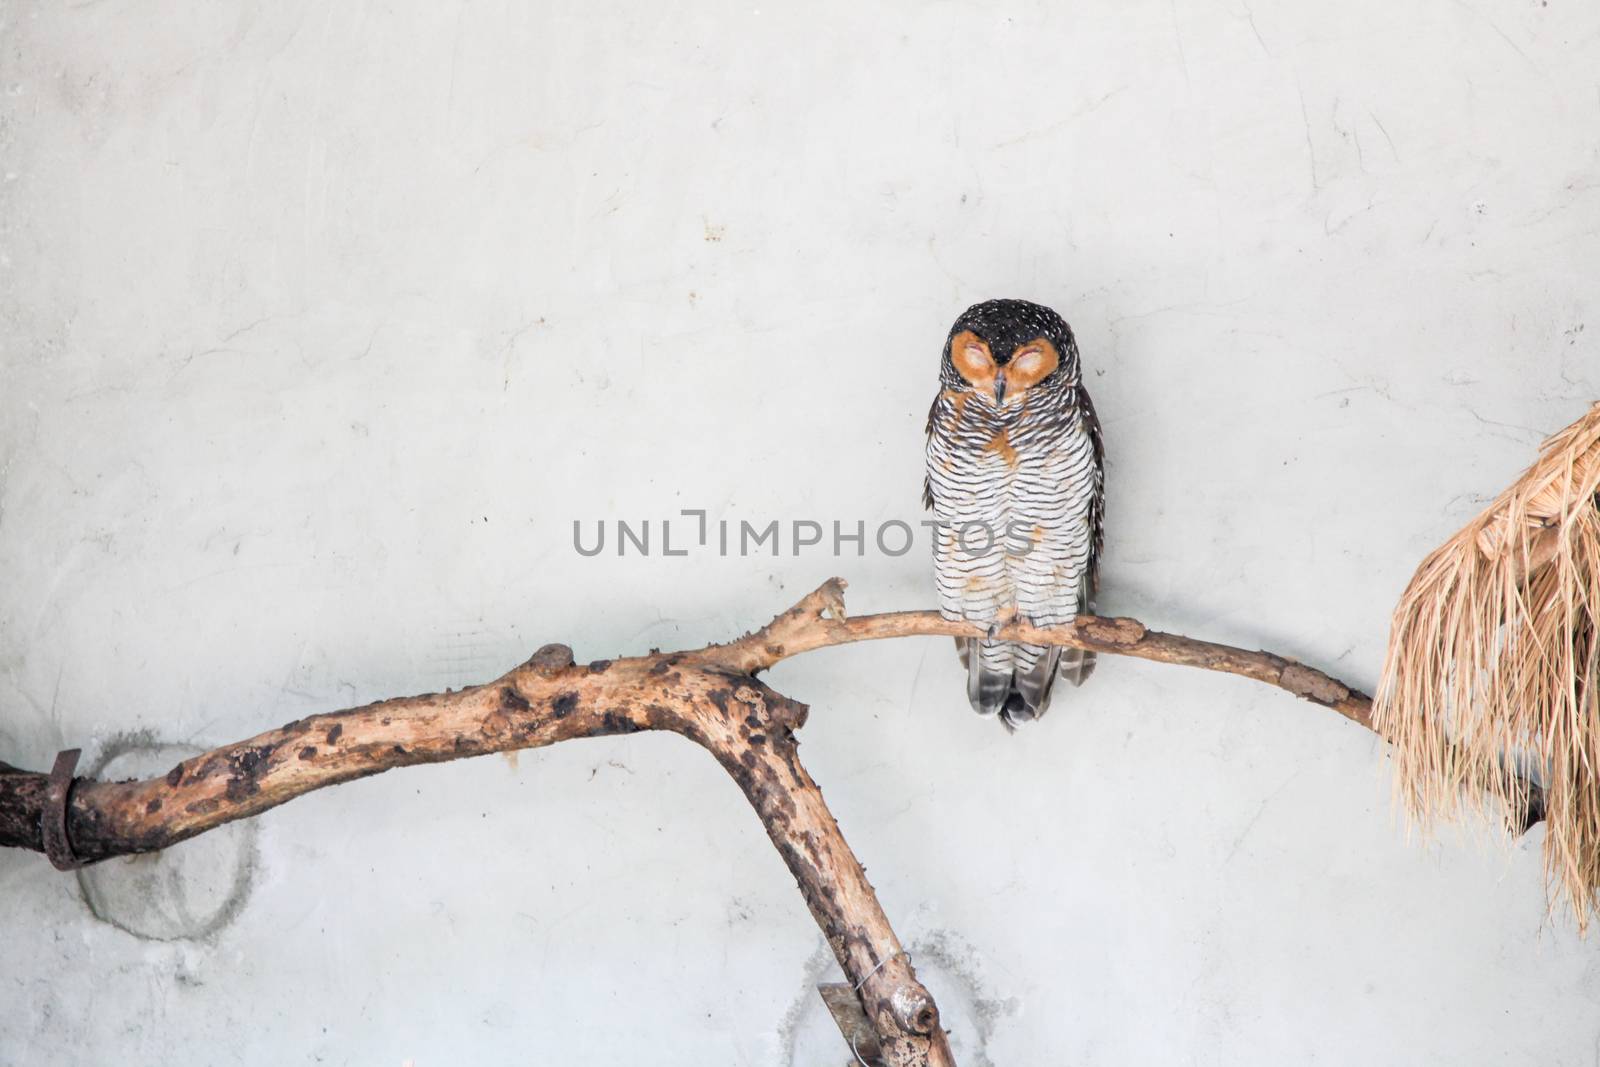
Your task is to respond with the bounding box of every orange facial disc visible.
[950,330,997,391]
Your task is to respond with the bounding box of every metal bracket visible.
[42,748,85,871]
[818,982,883,1066]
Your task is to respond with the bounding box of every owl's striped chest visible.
[925,387,1084,523]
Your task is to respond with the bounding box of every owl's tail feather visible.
[1008,644,1060,726]
[1057,648,1098,688]
[956,637,1013,718]
[956,638,1093,728]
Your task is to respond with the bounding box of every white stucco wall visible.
[3,1,1599,1063]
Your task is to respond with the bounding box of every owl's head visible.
[941,298,1079,407]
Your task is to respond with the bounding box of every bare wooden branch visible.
[0,607,958,1065]
[696,577,1374,724]
[696,578,1544,832]
[0,578,1397,860]
[0,576,1538,1065]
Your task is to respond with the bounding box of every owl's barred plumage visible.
[923,299,1105,729]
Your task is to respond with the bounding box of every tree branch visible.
[697,577,1374,724]
[0,576,1541,1064]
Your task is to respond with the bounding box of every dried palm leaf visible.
[1376,401,1600,926]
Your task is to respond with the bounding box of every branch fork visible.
[0,577,1532,1066]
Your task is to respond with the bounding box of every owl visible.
[923,299,1106,728]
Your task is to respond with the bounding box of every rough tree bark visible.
[0,578,1540,1065]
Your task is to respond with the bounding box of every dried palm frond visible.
[1376,401,1600,927]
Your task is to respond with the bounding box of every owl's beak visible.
[993,372,1008,405]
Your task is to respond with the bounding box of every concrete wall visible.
[3,1,1599,1063]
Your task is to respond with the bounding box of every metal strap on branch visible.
[42,748,85,871]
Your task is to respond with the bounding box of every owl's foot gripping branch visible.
[0,578,1539,1067]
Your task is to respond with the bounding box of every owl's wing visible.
[921,391,940,510]
[1055,383,1105,689]
[1078,382,1106,608]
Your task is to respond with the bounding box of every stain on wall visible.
[781,931,1016,1066]
[76,738,257,942]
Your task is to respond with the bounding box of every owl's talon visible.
[986,623,1001,640]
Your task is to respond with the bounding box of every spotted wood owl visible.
[923,299,1106,728]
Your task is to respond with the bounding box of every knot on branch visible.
[813,578,849,622]
[879,981,940,1038]
[715,680,809,732]
[525,643,576,672]
[1077,615,1147,645]
[1280,662,1350,706]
